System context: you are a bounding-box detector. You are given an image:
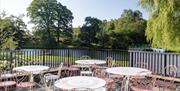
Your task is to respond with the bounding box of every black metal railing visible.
[1,48,180,77]
[0,48,129,70]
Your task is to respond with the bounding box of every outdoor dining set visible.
[0,56,178,91]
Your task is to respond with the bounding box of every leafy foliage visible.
[139,0,180,51]
[111,9,147,48]
[72,9,147,49]
[2,37,18,49]
[79,17,102,47]
[54,2,73,45]
[0,12,27,49]
[1,3,147,49]
[96,20,111,48]
[72,27,81,46]
[27,0,73,48]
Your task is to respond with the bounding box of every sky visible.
[0,0,148,30]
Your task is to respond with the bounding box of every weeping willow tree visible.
[139,0,180,52]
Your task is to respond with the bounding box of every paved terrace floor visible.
[1,67,179,91]
[33,67,180,91]
[34,68,180,91]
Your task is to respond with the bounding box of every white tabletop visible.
[13,65,49,74]
[54,76,106,90]
[75,59,106,65]
[106,67,151,76]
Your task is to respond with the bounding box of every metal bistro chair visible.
[80,65,93,76]
[105,57,124,87]
[80,55,91,60]
[79,56,93,76]
[68,67,80,77]
[92,57,115,73]
[0,69,16,91]
[37,70,53,91]
[106,57,115,68]
[130,75,156,91]
[154,65,177,90]
[44,62,63,87]
[94,69,115,91]
[15,70,36,91]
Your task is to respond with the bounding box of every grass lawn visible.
[16,55,129,66]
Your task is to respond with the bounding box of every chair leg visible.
[4,87,7,91]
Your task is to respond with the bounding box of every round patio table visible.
[75,59,106,65]
[106,67,152,91]
[13,65,49,82]
[13,65,49,74]
[54,76,106,90]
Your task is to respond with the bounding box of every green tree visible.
[116,9,145,33]
[72,26,81,46]
[109,32,130,49]
[139,0,180,51]
[27,0,57,48]
[79,17,102,47]
[22,30,36,48]
[54,2,73,45]
[27,0,73,48]
[0,13,27,49]
[11,15,27,48]
[2,37,18,49]
[96,20,111,48]
[107,9,147,48]
[76,10,146,49]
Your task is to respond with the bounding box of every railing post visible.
[42,50,45,65]
[88,48,91,58]
[164,53,167,76]
[106,49,109,58]
[129,50,133,67]
[9,50,13,71]
[67,49,70,66]
[126,50,129,67]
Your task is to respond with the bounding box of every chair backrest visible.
[0,69,4,81]
[93,69,107,78]
[164,65,177,77]
[129,75,156,91]
[81,65,92,72]
[15,70,31,83]
[38,70,48,87]
[0,68,2,78]
[106,57,115,67]
[0,68,15,81]
[80,55,91,60]
[57,62,64,76]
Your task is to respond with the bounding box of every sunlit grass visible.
[16,55,129,66]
